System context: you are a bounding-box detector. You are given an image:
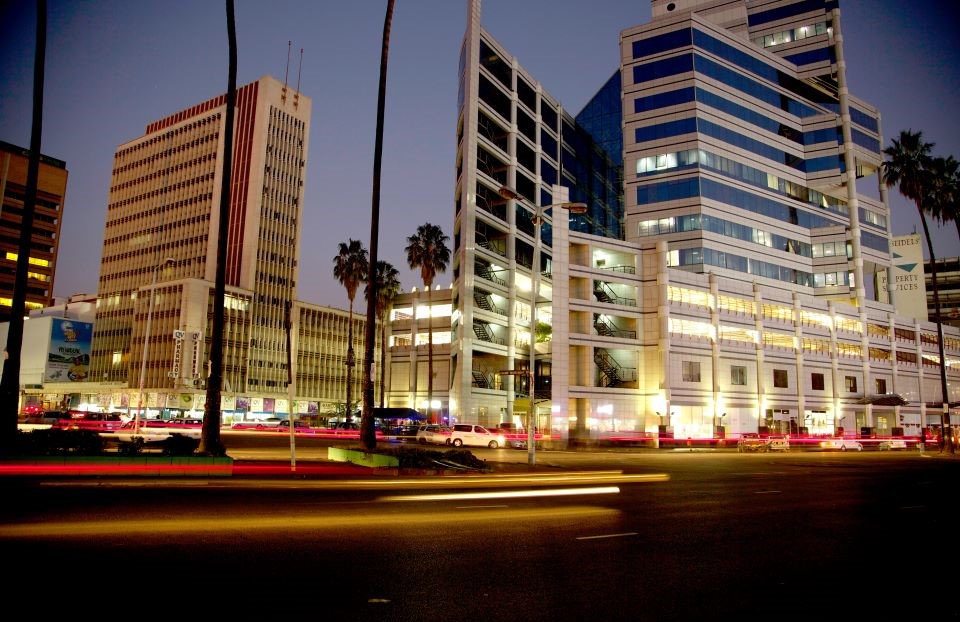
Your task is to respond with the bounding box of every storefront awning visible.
[372,408,426,420]
[855,394,908,406]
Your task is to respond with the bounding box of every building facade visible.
[384,287,453,422]
[77,75,377,422]
[450,0,960,444]
[0,140,67,322]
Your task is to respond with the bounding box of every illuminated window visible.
[875,378,887,394]
[845,376,857,393]
[761,303,793,323]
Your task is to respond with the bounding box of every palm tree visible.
[925,155,960,241]
[882,129,953,453]
[359,0,395,451]
[365,261,401,408]
[198,0,236,457]
[1,0,46,453]
[333,239,368,423]
[405,223,450,424]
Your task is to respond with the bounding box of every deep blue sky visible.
[1,0,958,309]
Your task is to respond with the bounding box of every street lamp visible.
[135,257,174,435]
[498,185,586,466]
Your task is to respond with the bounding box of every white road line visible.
[576,532,638,541]
[754,490,782,494]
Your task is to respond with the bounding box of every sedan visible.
[819,438,863,451]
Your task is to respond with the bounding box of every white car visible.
[416,424,451,445]
[449,424,506,449]
[819,438,863,451]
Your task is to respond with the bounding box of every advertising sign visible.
[876,233,927,321]
[45,318,94,382]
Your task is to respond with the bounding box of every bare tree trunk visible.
[919,210,954,453]
[199,0,236,456]
[361,0,395,450]
[0,0,46,453]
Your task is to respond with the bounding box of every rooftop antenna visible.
[294,47,303,108]
[282,40,291,104]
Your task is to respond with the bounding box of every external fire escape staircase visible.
[594,349,626,388]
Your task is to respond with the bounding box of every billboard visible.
[45,318,94,382]
[876,233,928,321]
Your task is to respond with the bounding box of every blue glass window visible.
[636,177,700,204]
[632,27,692,59]
[541,158,557,186]
[748,0,838,27]
[634,87,695,113]
[851,128,880,153]
[632,53,694,84]
[700,177,841,230]
[849,107,879,133]
[860,230,889,253]
[806,155,844,173]
[540,130,558,161]
[692,30,838,112]
[635,118,697,143]
[541,106,558,134]
[784,47,835,66]
[694,55,815,118]
[698,119,806,171]
[804,127,841,145]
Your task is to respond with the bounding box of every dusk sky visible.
[1,0,958,310]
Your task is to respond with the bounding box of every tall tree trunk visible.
[361,0,395,450]
[379,317,387,408]
[0,0,46,453]
[199,0,236,456]
[918,210,954,453]
[427,284,434,423]
[346,301,354,420]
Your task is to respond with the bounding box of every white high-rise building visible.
[447,0,959,445]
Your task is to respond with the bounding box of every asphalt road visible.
[1,445,956,621]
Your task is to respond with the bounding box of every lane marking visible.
[380,486,620,502]
[576,532,638,541]
[754,490,781,494]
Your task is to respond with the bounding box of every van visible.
[449,424,507,449]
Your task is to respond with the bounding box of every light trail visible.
[379,485,621,502]
[0,506,620,539]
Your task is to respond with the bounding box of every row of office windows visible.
[636,176,844,232]
[635,148,849,218]
[748,0,838,28]
[683,361,883,395]
[635,116,843,174]
[631,28,840,113]
[667,245,816,287]
[752,20,831,49]
[637,213,812,257]
[634,53,821,120]
[634,86,843,149]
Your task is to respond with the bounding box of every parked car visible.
[27,410,82,428]
[72,411,123,431]
[278,419,310,430]
[878,438,908,451]
[737,433,767,452]
[489,426,528,449]
[819,438,863,451]
[767,436,790,451]
[416,424,451,445]
[449,424,506,448]
[231,417,282,430]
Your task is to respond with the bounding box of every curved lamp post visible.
[498,186,586,466]
[135,257,174,435]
